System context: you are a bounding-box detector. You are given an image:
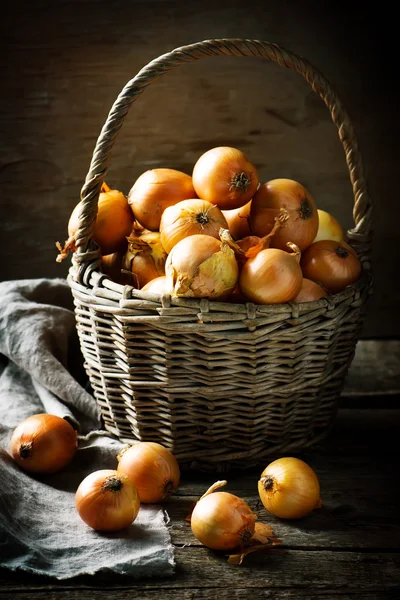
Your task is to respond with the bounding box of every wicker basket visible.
[66,39,372,470]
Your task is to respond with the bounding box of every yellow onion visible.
[128,168,196,231]
[165,234,239,299]
[222,200,252,240]
[75,470,140,531]
[123,231,167,289]
[101,251,131,285]
[313,209,344,243]
[160,198,228,254]
[239,243,303,304]
[258,457,321,519]
[141,275,169,294]
[191,480,257,551]
[293,278,328,303]
[56,182,134,261]
[117,442,180,504]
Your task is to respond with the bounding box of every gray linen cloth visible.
[0,278,175,579]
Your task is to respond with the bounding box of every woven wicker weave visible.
[66,39,372,469]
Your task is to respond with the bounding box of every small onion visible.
[128,168,196,231]
[301,240,361,294]
[191,481,257,551]
[165,234,239,299]
[75,469,140,531]
[56,182,134,261]
[123,231,167,289]
[239,243,303,304]
[258,457,321,519]
[222,200,252,240]
[117,442,180,504]
[10,414,78,474]
[141,275,169,295]
[250,178,319,252]
[313,209,344,243]
[293,278,328,303]
[160,198,228,254]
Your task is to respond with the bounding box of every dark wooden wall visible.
[1,1,398,338]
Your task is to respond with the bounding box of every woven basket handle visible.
[74,38,372,274]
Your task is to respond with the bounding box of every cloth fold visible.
[0,278,175,579]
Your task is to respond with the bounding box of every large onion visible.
[160,199,228,254]
[165,234,239,299]
[128,168,196,231]
[250,178,319,252]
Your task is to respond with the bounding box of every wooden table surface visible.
[1,405,399,600]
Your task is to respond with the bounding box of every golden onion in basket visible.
[165,234,239,299]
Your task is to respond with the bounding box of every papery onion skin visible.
[10,414,78,474]
[222,200,252,240]
[250,179,319,252]
[117,442,180,504]
[240,247,303,304]
[75,469,140,531]
[68,185,133,256]
[258,457,321,519]
[141,275,169,295]
[293,278,328,303]
[301,240,361,295]
[123,231,167,289]
[128,168,196,231]
[160,198,228,254]
[313,209,344,243]
[165,234,239,299]
[192,147,259,210]
[191,491,257,551]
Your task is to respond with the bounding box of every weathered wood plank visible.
[1,549,399,592]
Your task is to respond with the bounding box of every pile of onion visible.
[165,234,239,299]
[56,182,134,261]
[128,168,196,231]
[160,198,228,254]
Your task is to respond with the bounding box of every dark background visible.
[0,0,398,338]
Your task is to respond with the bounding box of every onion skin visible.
[301,240,361,295]
[313,209,344,243]
[258,457,321,519]
[10,414,78,474]
[141,275,169,295]
[222,200,252,240]
[192,147,259,210]
[191,491,257,551]
[293,278,328,303]
[250,179,319,252]
[240,247,303,304]
[68,186,133,256]
[123,231,167,289]
[165,234,239,299]
[128,168,196,231]
[160,198,228,254]
[75,470,140,531]
[117,442,180,504]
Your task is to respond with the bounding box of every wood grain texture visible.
[0,409,399,598]
[0,1,398,336]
